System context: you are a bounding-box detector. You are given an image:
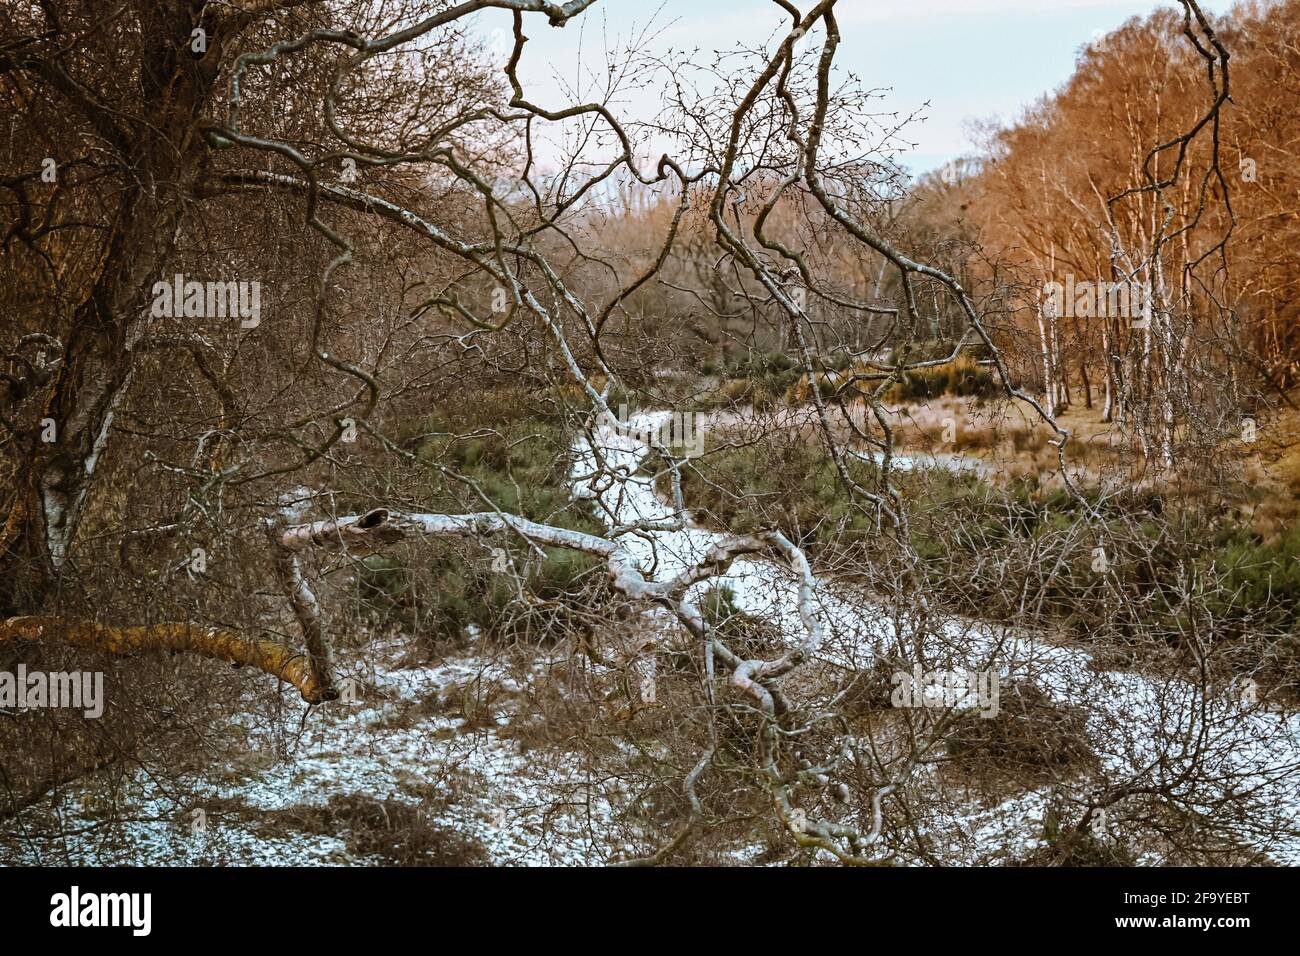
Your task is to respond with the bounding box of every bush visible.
[279,793,491,866]
[945,682,1097,785]
[351,389,607,644]
[1200,522,1300,631]
[699,585,782,659]
[887,354,998,402]
[669,434,878,551]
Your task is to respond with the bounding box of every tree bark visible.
[0,5,227,614]
[0,616,330,703]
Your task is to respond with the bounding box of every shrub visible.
[887,354,998,402]
[944,682,1097,785]
[279,793,491,866]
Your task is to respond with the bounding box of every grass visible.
[695,347,998,412]
[271,792,490,866]
[944,681,1098,786]
[666,431,880,550]
[669,416,1300,694]
[885,354,998,402]
[1241,403,1300,542]
[350,386,607,645]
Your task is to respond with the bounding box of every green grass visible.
[353,387,606,643]
[672,427,1299,690]
[670,436,879,549]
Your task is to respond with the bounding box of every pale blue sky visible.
[472,0,1238,176]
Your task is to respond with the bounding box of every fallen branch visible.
[0,616,329,704]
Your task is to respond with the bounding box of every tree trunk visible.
[0,8,224,614]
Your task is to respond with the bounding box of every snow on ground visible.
[4,409,1296,866]
[574,410,1300,864]
[853,447,993,477]
[3,647,624,866]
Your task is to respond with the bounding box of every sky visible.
[469,0,1239,177]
